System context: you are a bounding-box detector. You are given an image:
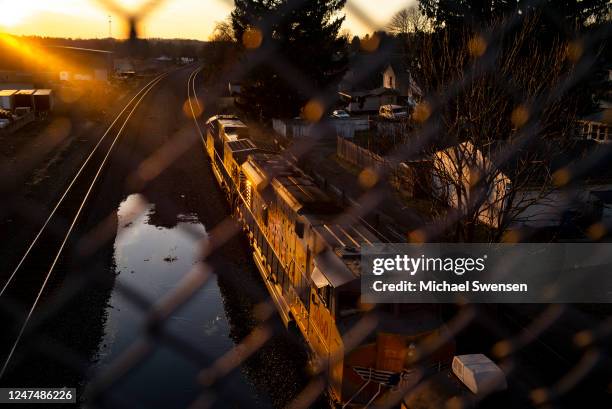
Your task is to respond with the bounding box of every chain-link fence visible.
[0,1,611,408]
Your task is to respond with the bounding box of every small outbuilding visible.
[33,89,54,113]
[452,354,507,395]
[0,90,17,111]
[14,89,36,110]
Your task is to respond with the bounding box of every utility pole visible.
[108,15,112,38]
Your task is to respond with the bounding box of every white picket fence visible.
[272,117,369,139]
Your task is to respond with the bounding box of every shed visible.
[14,89,36,110]
[33,89,54,112]
[0,90,17,111]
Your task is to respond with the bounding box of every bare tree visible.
[210,18,235,42]
[203,18,240,81]
[387,6,431,35]
[340,28,352,41]
[414,14,578,242]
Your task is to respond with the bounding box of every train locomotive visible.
[203,114,454,407]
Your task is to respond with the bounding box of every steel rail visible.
[0,71,169,379]
[187,65,205,141]
[0,72,169,298]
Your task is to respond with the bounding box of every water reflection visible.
[91,194,267,408]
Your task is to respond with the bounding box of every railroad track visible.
[187,65,204,140]
[0,71,169,379]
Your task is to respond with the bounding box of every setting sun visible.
[0,2,34,27]
[0,0,402,40]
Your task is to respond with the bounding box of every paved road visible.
[0,66,315,408]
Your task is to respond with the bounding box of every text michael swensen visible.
[371,254,487,276]
[371,280,528,293]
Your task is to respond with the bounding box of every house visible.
[337,55,422,114]
[431,141,512,229]
[382,58,422,101]
[430,140,612,233]
[339,87,400,114]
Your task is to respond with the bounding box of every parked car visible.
[331,109,350,118]
[379,104,409,120]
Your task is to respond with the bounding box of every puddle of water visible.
[91,194,266,408]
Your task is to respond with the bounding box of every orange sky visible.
[0,0,415,40]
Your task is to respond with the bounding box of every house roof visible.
[385,56,412,84]
[47,45,113,54]
[340,86,399,99]
[385,56,423,97]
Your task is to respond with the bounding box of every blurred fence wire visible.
[0,0,611,409]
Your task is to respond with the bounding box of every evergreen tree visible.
[419,0,610,32]
[231,0,347,119]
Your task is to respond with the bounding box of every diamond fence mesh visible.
[0,1,611,408]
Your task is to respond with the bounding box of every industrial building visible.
[1,37,113,84]
[45,46,113,82]
[3,45,114,84]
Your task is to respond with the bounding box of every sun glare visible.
[0,2,33,27]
